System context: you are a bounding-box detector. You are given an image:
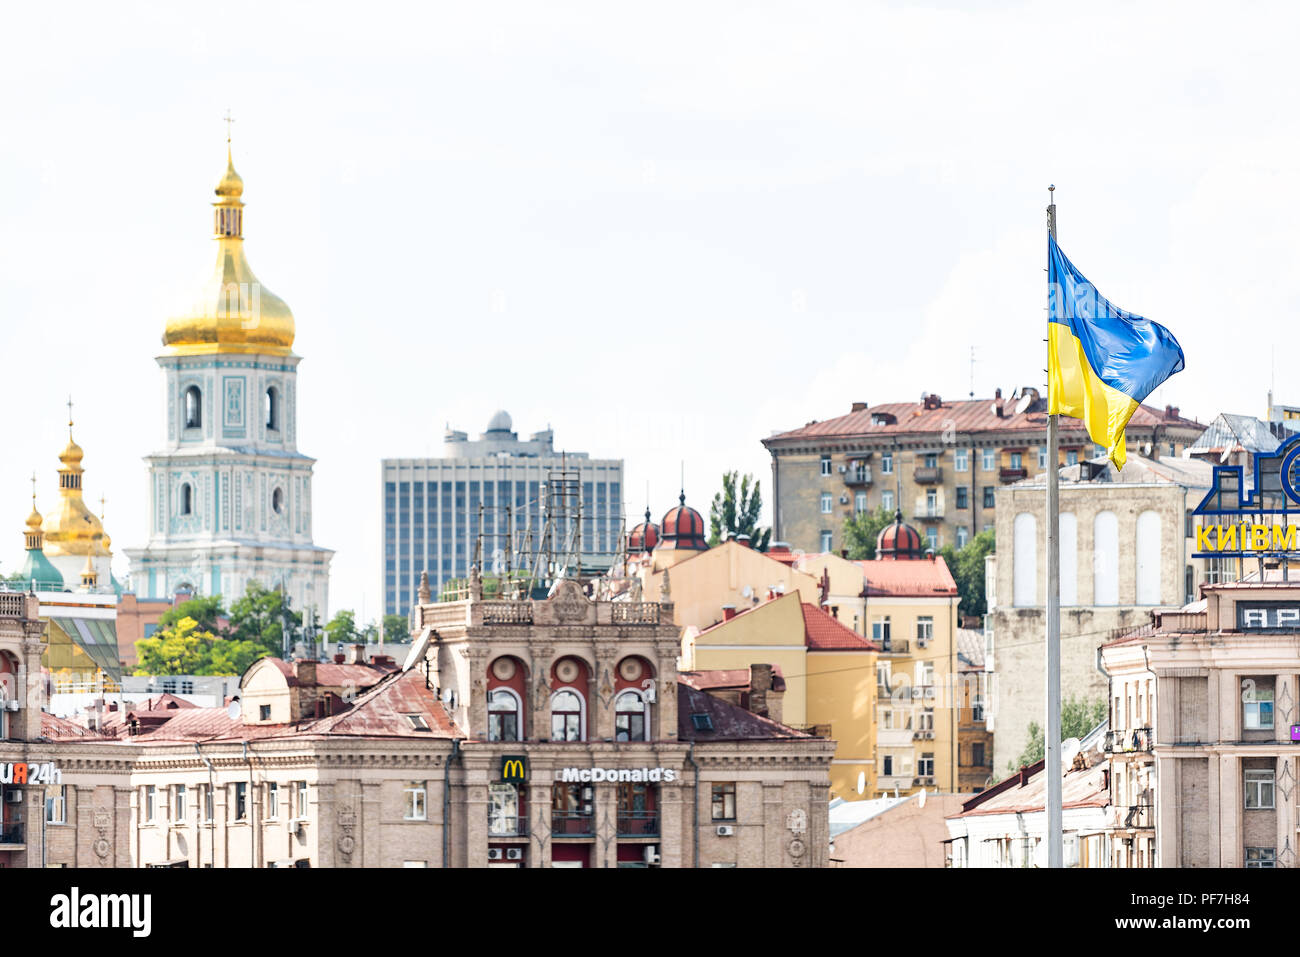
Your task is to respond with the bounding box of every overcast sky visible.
[2,1,1296,620]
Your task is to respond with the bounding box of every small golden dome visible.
[60,437,84,467]
[215,147,244,199]
[25,505,43,533]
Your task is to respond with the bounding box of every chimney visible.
[851,401,867,413]
[1164,404,1180,421]
[295,659,318,687]
[722,605,737,621]
[1018,764,1030,787]
[347,643,367,665]
[840,548,848,559]
[334,654,345,664]
[736,534,752,549]
[995,388,1002,399]
[748,664,773,717]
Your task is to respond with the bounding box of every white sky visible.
[2,1,1297,621]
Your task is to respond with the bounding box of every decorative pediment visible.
[549,579,592,623]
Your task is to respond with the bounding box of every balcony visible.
[844,466,873,487]
[1123,804,1154,829]
[0,821,23,846]
[1104,728,1154,754]
[914,467,943,485]
[616,811,660,837]
[611,603,660,625]
[488,814,529,838]
[918,507,944,521]
[551,812,595,837]
[999,466,1027,482]
[880,638,910,655]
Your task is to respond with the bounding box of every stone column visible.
[1219,755,1240,869]
[762,782,785,867]
[361,781,383,867]
[659,779,684,868]
[1276,674,1297,743]
[592,781,617,868]
[465,782,489,868]
[114,786,135,869]
[1206,754,1221,868]
[1220,672,1241,742]
[1278,755,1297,867]
[591,650,617,742]
[530,645,554,743]
[529,781,552,868]
[657,643,680,742]
[73,786,94,868]
[465,646,490,739]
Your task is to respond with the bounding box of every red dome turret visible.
[658,492,708,552]
[628,506,660,554]
[876,509,924,560]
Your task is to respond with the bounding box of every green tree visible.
[157,594,225,634]
[708,471,770,550]
[202,638,271,676]
[324,609,361,646]
[134,616,210,675]
[226,581,300,657]
[382,613,409,642]
[1008,696,1108,772]
[841,505,896,559]
[937,529,996,618]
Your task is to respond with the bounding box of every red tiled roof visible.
[764,397,1202,445]
[40,711,111,741]
[800,603,879,651]
[855,556,958,597]
[676,683,810,742]
[678,665,787,693]
[269,658,398,688]
[950,753,1108,818]
[301,669,461,739]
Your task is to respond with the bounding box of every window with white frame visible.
[820,455,832,476]
[1243,681,1274,729]
[295,781,308,820]
[972,675,986,721]
[925,527,938,551]
[917,661,934,688]
[918,709,934,731]
[918,753,935,776]
[876,662,891,691]
[820,530,833,552]
[820,493,833,514]
[872,616,891,644]
[855,491,867,513]
[955,448,969,472]
[144,785,157,823]
[174,784,186,821]
[404,782,428,820]
[489,687,522,742]
[488,783,521,836]
[1037,447,1047,469]
[956,525,969,548]
[46,785,67,824]
[1245,847,1276,868]
[551,689,585,742]
[266,782,279,820]
[203,785,214,824]
[1066,449,1079,465]
[614,689,649,742]
[233,782,247,822]
[1244,768,1275,809]
[916,616,934,642]
[981,448,995,470]
[881,489,894,511]
[881,452,893,475]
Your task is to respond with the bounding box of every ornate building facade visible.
[125,144,332,617]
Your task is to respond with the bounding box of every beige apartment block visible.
[1102,571,1300,868]
[987,455,1213,775]
[763,392,1204,558]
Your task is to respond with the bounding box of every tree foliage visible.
[157,594,224,634]
[225,581,300,655]
[382,613,410,643]
[1009,696,1108,772]
[937,529,996,618]
[708,471,770,550]
[324,609,361,646]
[841,505,896,559]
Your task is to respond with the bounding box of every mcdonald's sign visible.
[501,755,527,785]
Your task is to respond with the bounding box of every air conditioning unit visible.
[839,494,849,505]
[505,848,524,861]
[487,848,504,861]
[923,776,936,786]
[923,731,935,740]
[838,464,848,473]
[924,688,936,699]
[916,638,929,649]
[910,688,925,699]
[4,700,19,712]
[644,845,661,865]
[5,791,23,804]
[716,825,735,837]
[293,820,306,838]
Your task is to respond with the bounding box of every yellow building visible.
[681,591,879,801]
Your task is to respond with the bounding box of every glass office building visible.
[381,411,623,616]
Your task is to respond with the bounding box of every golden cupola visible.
[161,144,295,356]
[42,416,109,559]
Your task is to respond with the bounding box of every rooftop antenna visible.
[223,108,235,144]
[969,346,976,399]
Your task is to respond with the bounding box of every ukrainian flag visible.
[1047,236,1185,469]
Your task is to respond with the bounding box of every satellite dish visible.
[226,700,242,721]
[402,627,433,672]
[441,687,457,711]
[1061,737,1082,767]
[1014,393,1033,415]
[917,788,927,809]
[856,771,866,795]
[989,403,999,416]
[741,585,753,599]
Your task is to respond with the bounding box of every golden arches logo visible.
[502,757,526,783]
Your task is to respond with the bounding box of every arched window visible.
[265,386,279,432]
[184,386,202,429]
[272,488,285,514]
[1013,512,1037,607]
[550,690,584,742]
[1136,510,1161,605]
[180,483,193,516]
[1094,511,1119,605]
[488,688,522,742]
[614,690,648,742]
[1059,512,1078,606]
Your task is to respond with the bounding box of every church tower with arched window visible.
[124,140,332,618]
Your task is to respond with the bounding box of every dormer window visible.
[404,714,430,731]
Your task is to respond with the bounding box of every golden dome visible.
[25,505,43,533]
[60,436,83,466]
[161,146,295,356]
[215,147,244,199]
[43,426,109,558]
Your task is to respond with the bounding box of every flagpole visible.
[1045,185,1063,868]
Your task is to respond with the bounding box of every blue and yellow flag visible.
[1047,236,1185,469]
